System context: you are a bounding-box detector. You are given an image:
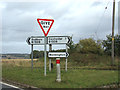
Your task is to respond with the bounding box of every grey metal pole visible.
[31,44,33,70]
[112,0,115,65]
[118,1,120,35]
[56,58,61,82]
[44,36,47,76]
[49,44,52,71]
[119,1,120,35]
[65,44,68,71]
[49,58,51,71]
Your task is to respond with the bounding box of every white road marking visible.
[0,82,23,90]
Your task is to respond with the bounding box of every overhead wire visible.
[95,1,110,40]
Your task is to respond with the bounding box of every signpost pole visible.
[49,44,52,71]
[44,36,47,76]
[31,44,33,71]
[65,44,68,72]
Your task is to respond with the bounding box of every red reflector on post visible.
[56,59,60,64]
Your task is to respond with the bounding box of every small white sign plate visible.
[48,36,71,44]
[27,36,45,45]
[48,52,69,58]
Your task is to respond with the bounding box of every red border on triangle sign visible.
[37,18,54,36]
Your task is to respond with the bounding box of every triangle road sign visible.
[37,18,54,36]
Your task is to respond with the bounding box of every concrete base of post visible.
[56,79,61,82]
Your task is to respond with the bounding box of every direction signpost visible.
[47,36,71,72]
[27,18,71,79]
[26,36,45,70]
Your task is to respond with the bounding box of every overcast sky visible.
[0,0,119,54]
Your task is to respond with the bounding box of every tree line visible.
[68,34,120,56]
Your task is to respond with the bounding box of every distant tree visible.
[39,51,44,57]
[102,34,120,56]
[34,50,40,58]
[67,36,76,53]
[76,38,103,54]
[30,50,44,59]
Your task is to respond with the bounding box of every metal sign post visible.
[31,44,33,70]
[37,18,54,76]
[65,45,68,72]
[49,44,52,71]
[44,36,47,76]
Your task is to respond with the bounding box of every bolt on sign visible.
[37,19,54,36]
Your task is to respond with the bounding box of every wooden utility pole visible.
[112,0,115,65]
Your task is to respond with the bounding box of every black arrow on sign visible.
[26,37,31,45]
[66,53,69,57]
[67,37,71,44]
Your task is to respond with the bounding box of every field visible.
[2,57,119,88]
[2,54,119,69]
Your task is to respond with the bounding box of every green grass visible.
[2,66,118,88]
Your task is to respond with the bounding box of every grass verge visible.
[2,66,118,88]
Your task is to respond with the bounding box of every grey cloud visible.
[5,2,51,12]
[1,1,118,53]
[2,42,30,53]
[91,2,103,7]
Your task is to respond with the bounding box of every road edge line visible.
[0,82,22,89]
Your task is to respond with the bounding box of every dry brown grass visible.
[2,59,39,67]
[2,58,67,68]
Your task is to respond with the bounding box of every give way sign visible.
[37,18,54,36]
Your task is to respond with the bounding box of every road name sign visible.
[48,52,69,58]
[37,19,54,36]
[48,36,71,44]
[26,36,45,45]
